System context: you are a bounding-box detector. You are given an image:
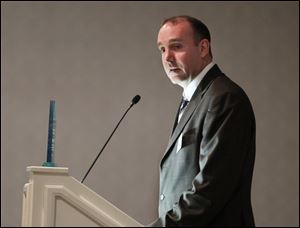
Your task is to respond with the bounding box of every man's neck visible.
[180,59,213,90]
[182,61,215,100]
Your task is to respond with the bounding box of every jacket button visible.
[160,194,165,201]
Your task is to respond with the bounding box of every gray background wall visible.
[1,1,299,227]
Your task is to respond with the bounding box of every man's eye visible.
[172,44,182,50]
[159,47,165,53]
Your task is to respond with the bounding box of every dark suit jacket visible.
[151,65,256,227]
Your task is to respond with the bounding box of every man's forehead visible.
[157,22,193,45]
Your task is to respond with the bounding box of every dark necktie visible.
[179,98,189,113]
[172,98,189,134]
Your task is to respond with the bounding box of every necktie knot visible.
[179,98,189,112]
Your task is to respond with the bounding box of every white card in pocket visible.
[176,134,183,153]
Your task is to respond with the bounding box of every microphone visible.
[81,95,141,183]
[131,95,141,105]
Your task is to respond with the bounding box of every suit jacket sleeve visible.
[162,92,255,226]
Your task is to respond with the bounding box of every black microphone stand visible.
[81,97,140,183]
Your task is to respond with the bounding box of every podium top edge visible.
[26,166,69,174]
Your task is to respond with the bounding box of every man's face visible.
[157,21,206,87]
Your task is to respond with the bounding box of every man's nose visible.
[164,49,174,63]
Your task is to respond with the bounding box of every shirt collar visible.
[183,62,215,101]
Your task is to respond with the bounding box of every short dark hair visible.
[162,15,212,57]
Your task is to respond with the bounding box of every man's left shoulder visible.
[212,74,245,95]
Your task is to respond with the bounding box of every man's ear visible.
[198,39,210,57]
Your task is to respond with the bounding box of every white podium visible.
[22,166,144,227]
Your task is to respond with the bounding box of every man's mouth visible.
[169,68,181,72]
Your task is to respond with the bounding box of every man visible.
[150,16,256,227]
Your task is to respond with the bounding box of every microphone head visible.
[132,95,141,105]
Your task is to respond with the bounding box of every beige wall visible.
[1,1,299,226]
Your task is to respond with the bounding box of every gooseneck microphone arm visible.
[81,95,141,183]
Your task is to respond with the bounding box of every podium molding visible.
[22,166,143,227]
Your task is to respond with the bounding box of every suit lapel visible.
[170,98,182,136]
[165,99,197,154]
[160,64,223,168]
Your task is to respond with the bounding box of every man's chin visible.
[168,74,185,86]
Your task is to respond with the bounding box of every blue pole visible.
[43,100,56,167]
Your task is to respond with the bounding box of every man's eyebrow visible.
[157,38,183,47]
